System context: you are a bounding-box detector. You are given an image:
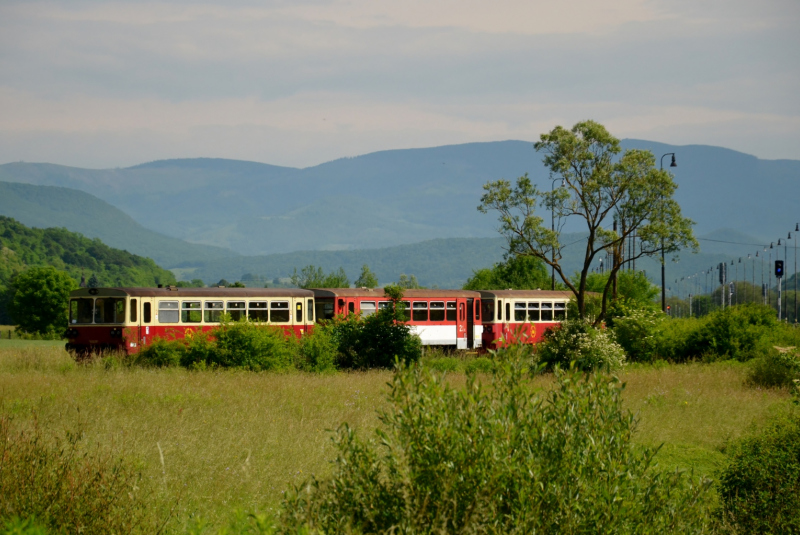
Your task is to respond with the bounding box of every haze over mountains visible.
[0,139,797,288]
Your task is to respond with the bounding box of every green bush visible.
[536,318,626,371]
[328,302,421,370]
[297,323,338,373]
[463,357,495,374]
[280,362,710,533]
[716,410,800,533]
[748,347,800,388]
[0,416,163,534]
[202,322,298,371]
[611,305,663,362]
[135,337,185,367]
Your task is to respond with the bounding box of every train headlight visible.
[109,328,123,338]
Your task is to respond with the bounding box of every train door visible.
[456,300,467,349]
[466,298,475,349]
[140,297,154,348]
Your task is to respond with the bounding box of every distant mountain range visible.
[2,140,797,257]
[0,140,797,291]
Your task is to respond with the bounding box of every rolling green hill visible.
[0,216,177,323]
[0,181,236,267]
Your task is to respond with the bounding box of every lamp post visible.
[660,153,676,312]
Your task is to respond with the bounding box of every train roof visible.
[477,289,575,299]
[311,288,481,299]
[70,287,314,298]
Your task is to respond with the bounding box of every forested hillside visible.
[0,181,235,267]
[0,216,176,323]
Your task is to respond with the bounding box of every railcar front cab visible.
[311,288,483,350]
[66,287,316,355]
[478,290,572,350]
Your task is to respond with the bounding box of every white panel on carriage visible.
[409,325,458,346]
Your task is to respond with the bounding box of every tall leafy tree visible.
[291,265,350,288]
[354,264,379,288]
[479,120,696,322]
[463,255,550,290]
[9,267,77,336]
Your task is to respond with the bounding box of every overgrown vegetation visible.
[280,358,710,534]
[536,318,626,371]
[716,409,800,533]
[462,254,550,290]
[0,415,169,534]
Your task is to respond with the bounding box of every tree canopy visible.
[291,265,350,289]
[463,255,550,290]
[8,266,77,336]
[479,120,696,322]
[354,264,379,288]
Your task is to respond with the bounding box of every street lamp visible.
[660,153,677,312]
[550,177,564,290]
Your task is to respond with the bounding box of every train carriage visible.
[65,286,315,354]
[311,288,483,350]
[478,290,573,350]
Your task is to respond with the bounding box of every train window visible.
[541,302,553,321]
[205,301,224,323]
[296,302,303,323]
[130,299,137,323]
[143,302,151,323]
[475,300,480,320]
[430,302,445,321]
[412,302,428,322]
[95,298,125,324]
[361,301,376,317]
[70,298,94,324]
[316,301,334,321]
[459,302,465,321]
[481,300,494,322]
[338,299,345,313]
[446,301,457,321]
[514,302,527,322]
[554,302,566,320]
[400,301,411,321]
[227,301,245,322]
[307,299,314,322]
[181,301,202,323]
[248,301,268,322]
[271,301,290,323]
[497,300,503,321]
[158,301,179,323]
[505,302,510,322]
[528,302,540,321]
[348,302,355,314]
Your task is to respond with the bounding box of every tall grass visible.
[0,345,793,531]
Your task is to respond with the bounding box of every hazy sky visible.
[1,0,798,168]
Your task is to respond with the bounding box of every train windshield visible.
[70,298,94,324]
[70,298,125,324]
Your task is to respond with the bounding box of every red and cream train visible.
[65,286,572,355]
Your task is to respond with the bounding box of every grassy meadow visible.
[0,343,792,531]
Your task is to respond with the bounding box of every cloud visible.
[0,0,798,166]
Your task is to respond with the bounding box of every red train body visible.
[64,286,572,355]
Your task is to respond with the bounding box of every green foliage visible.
[0,516,49,535]
[582,270,659,309]
[479,120,696,321]
[396,273,423,289]
[748,347,800,388]
[536,318,626,371]
[0,415,159,534]
[176,279,206,288]
[296,324,338,373]
[328,303,421,370]
[134,337,186,367]
[463,254,549,290]
[611,304,664,362]
[280,362,710,534]
[187,322,297,372]
[290,265,349,289]
[716,410,800,533]
[353,264,378,288]
[0,216,176,324]
[7,267,76,337]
